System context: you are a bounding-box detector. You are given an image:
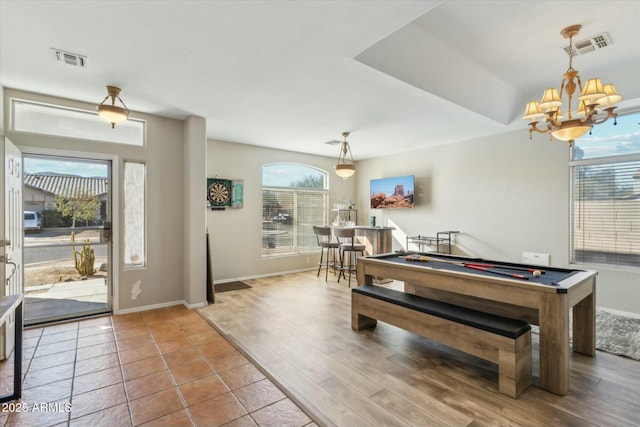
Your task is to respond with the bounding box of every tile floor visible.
[0,305,316,426]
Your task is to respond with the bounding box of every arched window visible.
[262,163,328,256]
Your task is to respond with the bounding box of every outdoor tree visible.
[290,174,324,189]
[55,189,101,228]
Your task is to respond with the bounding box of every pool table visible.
[356,252,597,396]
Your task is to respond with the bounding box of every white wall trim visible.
[116,300,185,315]
[185,301,207,309]
[213,267,316,284]
[598,306,640,319]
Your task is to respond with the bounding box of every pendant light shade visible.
[335,131,355,179]
[97,85,129,128]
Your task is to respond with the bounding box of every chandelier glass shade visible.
[97,86,129,128]
[335,131,355,179]
[523,25,622,146]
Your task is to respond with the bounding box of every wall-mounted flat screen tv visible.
[370,175,415,209]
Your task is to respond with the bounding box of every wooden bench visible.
[351,285,532,398]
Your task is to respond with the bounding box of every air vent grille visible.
[324,139,342,146]
[563,32,611,56]
[52,48,87,67]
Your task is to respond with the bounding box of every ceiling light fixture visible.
[522,25,622,147]
[97,85,129,128]
[335,131,355,179]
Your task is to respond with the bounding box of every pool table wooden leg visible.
[572,290,596,356]
[539,293,570,395]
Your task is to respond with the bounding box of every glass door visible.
[22,154,111,325]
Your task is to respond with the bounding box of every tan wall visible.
[354,129,640,315]
[23,187,51,212]
[206,139,356,281]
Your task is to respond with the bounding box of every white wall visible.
[354,129,640,315]
[3,88,186,312]
[207,139,356,281]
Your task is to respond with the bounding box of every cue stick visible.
[403,254,530,280]
[404,254,544,275]
[464,262,546,274]
[403,254,464,266]
[464,264,529,280]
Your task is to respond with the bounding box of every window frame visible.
[10,97,146,146]
[569,109,640,270]
[123,160,147,269]
[261,163,329,258]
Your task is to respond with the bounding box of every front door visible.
[1,137,23,360]
[22,154,112,325]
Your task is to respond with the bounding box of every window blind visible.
[262,188,328,257]
[571,160,640,266]
[296,191,328,253]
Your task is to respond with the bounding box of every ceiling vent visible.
[324,139,342,146]
[563,32,611,56]
[52,48,87,67]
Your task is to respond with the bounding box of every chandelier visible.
[522,25,622,147]
[335,131,355,179]
[97,86,129,128]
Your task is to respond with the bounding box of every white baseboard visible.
[597,306,640,319]
[185,301,207,309]
[115,299,207,314]
[213,267,316,284]
[116,300,185,315]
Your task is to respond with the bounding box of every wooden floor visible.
[198,271,640,427]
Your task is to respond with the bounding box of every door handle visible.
[2,239,10,246]
[2,256,17,283]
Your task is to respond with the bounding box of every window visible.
[11,98,145,146]
[124,161,146,267]
[570,110,640,267]
[262,164,328,257]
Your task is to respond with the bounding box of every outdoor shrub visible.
[42,209,63,227]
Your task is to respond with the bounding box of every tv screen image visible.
[370,175,414,209]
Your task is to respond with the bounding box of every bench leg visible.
[351,294,377,330]
[352,313,377,330]
[498,334,532,398]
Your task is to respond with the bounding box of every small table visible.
[406,230,459,254]
[0,294,24,403]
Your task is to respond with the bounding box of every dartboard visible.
[208,181,231,206]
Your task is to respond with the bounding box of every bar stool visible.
[334,227,365,287]
[313,225,340,281]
